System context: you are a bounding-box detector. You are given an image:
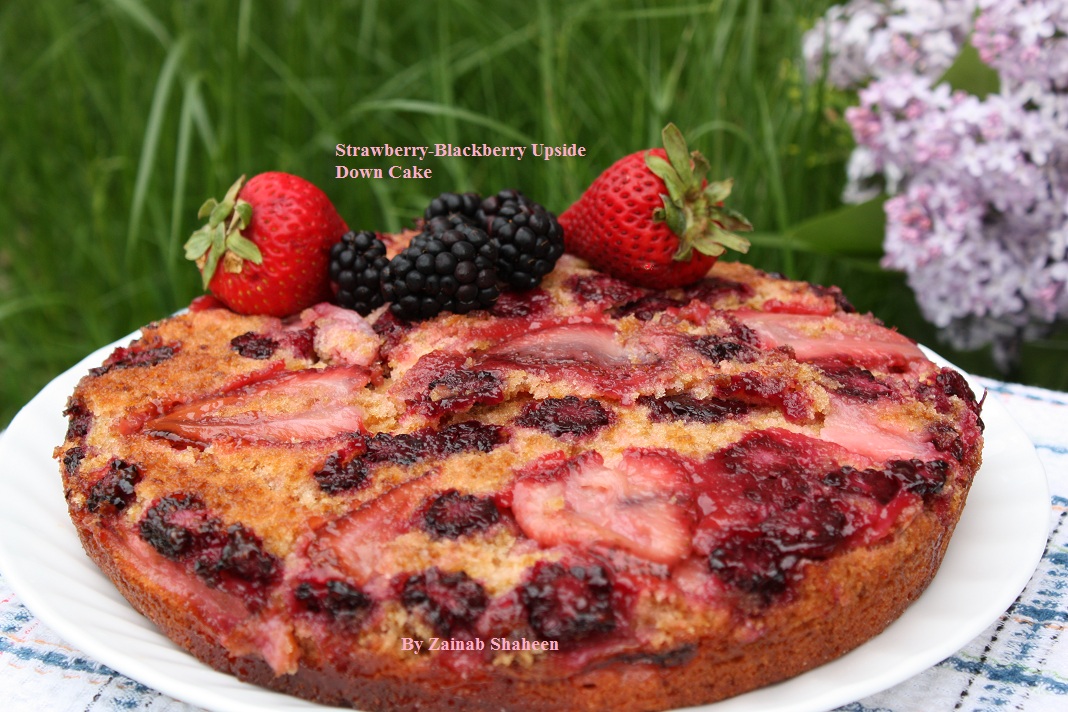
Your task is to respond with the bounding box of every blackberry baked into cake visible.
[57,253,983,711]
[56,138,983,710]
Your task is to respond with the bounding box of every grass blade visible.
[125,36,186,268]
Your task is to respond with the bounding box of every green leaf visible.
[183,228,212,260]
[787,197,887,257]
[233,200,253,230]
[704,179,734,204]
[645,154,686,199]
[225,233,263,263]
[197,198,217,220]
[658,194,687,238]
[690,150,710,185]
[222,175,246,204]
[713,205,753,232]
[939,43,999,99]
[689,234,726,258]
[208,197,233,227]
[660,122,695,187]
[708,229,750,254]
[201,244,222,288]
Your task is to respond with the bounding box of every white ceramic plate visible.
[0,337,1050,712]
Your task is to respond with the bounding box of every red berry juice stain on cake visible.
[808,283,857,313]
[820,459,948,505]
[61,445,86,478]
[688,316,760,365]
[611,644,698,669]
[691,431,854,601]
[565,273,647,309]
[819,364,896,402]
[230,328,317,361]
[639,394,750,424]
[294,578,373,622]
[89,341,181,376]
[762,282,857,316]
[399,567,488,636]
[63,398,93,441]
[918,367,984,421]
[489,288,554,319]
[719,372,815,423]
[926,421,982,464]
[515,396,614,438]
[688,428,952,601]
[312,447,371,494]
[611,294,686,321]
[230,332,280,359]
[605,277,753,321]
[521,560,617,642]
[426,369,506,417]
[282,326,318,360]
[683,277,755,305]
[139,493,279,609]
[372,310,416,358]
[401,352,506,418]
[314,422,506,493]
[85,459,142,514]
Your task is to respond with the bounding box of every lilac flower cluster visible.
[802,1,976,90]
[806,1,1068,364]
[972,0,1068,92]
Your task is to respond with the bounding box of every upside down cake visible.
[56,248,983,710]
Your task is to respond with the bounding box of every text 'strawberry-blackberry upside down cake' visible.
[56,127,983,711]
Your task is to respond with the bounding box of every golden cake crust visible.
[57,256,983,711]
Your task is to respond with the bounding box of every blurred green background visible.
[2,0,1065,429]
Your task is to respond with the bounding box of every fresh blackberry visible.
[424,191,482,221]
[380,224,499,320]
[328,230,389,315]
[479,189,564,291]
[423,212,478,235]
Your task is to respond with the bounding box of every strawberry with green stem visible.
[185,172,348,317]
[559,123,752,289]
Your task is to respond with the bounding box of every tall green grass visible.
[0,0,1019,429]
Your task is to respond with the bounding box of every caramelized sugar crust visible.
[58,255,983,711]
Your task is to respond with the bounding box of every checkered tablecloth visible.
[2,377,1065,712]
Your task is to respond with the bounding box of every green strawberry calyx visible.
[183,175,262,289]
[644,123,752,262]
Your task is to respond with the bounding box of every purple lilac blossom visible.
[805,0,1068,365]
[803,0,976,90]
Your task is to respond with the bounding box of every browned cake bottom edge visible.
[70,487,968,712]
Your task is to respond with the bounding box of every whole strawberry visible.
[184,172,348,317]
[559,124,751,289]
